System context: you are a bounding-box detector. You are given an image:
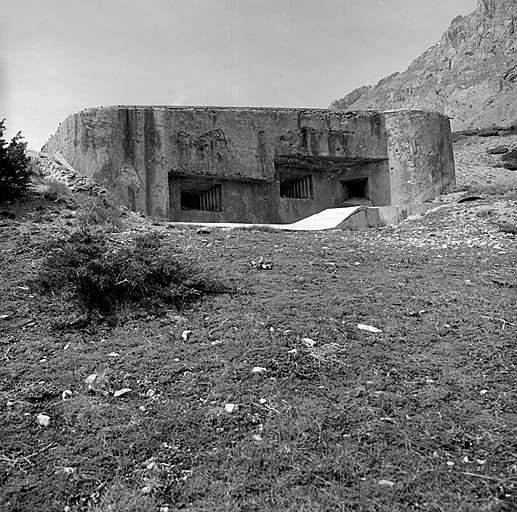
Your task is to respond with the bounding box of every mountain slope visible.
[331,0,517,131]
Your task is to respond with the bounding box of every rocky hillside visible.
[331,0,517,132]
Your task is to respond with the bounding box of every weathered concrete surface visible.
[42,106,455,223]
[385,110,455,204]
[169,204,436,231]
[339,204,435,229]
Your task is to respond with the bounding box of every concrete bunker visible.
[42,106,455,223]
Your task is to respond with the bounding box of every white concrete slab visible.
[171,206,364,231]
[169,204,436,231]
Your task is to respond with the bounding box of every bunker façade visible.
[42,106,455,224]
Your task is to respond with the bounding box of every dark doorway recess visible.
[341,178,370,204]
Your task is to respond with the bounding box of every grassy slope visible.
[1,134,517,511]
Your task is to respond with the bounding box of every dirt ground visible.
[1,135,516,511]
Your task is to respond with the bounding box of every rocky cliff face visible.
[331,0,517,131]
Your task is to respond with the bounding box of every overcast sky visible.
[2,0,477,150]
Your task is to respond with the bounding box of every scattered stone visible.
[113,388,132,398]
[302,337,316,348]
[61,390,73,401]
[251,367,267,374]
[85,374,97,386]
[36,413,50,427]
[251,256,272,270]
[357,324,383,333]
[224,403,238,413]
[181,330,192,341]
[378,480,395,487]
[196,227,211,234]
[405,309,426,317]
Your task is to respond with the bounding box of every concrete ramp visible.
[173,206,364,232]
[284,206,364,230]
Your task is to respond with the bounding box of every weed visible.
[36,230,230,315]
[35,179,72,201]
[88,481,157,512]
[76,195,123,231]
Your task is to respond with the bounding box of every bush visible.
[0,119,32,200]
[36,230,229,314]
[76,195,123,231]
[34,179,72,201]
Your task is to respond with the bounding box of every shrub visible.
[36,230,229,314]
[76,195,123,231]
[0,119,32,200]
[34,179,72,201]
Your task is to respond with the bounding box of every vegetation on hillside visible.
[1,185,516,511]
[0,119,32,200]
[1,133,516,511]
[36,229,231,316]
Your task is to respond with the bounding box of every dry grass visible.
[1,194,516,511]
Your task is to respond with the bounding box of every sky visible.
[2,0,477,150]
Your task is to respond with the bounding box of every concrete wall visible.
[385,110,455,204]
[168,177,276,224]
[42,106,455,223]
[274,160,390,224]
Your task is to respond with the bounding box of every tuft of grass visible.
[35,229,230,315]
[76,195,123,231]
[88,481,157,512]
[34,179,72,201]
